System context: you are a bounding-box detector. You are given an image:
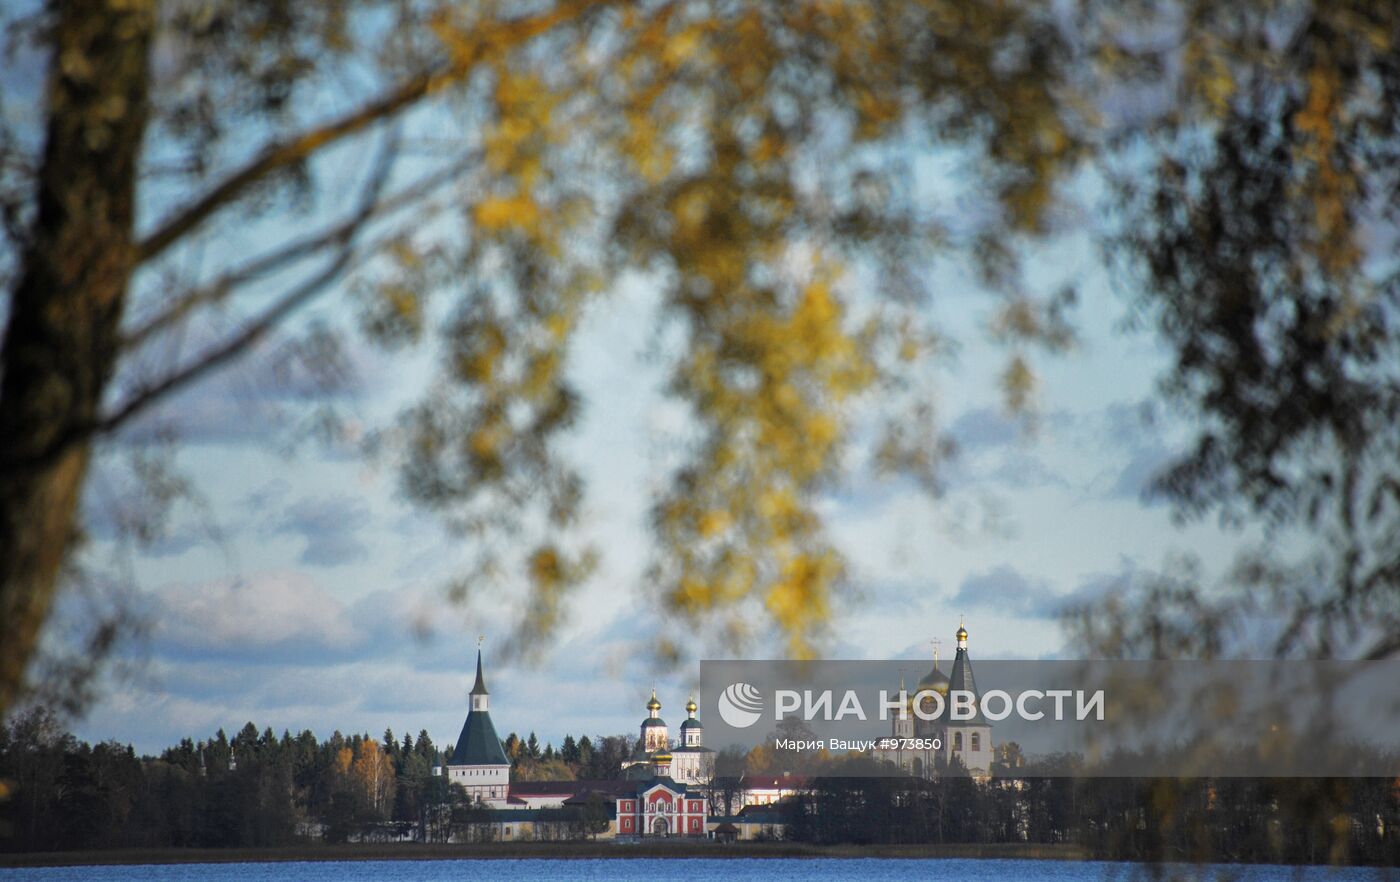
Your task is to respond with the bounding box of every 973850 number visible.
[877,737,942,750]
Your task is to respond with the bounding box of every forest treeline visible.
[0,708,633,850]
[781,760,1399,867]
[2,708,1396,866]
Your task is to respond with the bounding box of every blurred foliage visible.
[90,0,1087,661]
[1070,0,1400,661]
[5,0,1400,677]
[351,0,1400,662]
[363,0,1089,659]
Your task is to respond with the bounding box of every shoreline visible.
[1,842,1085,867]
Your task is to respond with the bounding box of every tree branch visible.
[123,154,476,351]
[136,79,435,265]
[134,0,598,266]
[1361,628,1400,661]
[100,129,402,435]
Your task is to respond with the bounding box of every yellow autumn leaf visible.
[474,194,540,232]
[697,509,731,537]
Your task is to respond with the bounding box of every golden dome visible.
[917,664,950,695]
[646,690,662,711]
[956,624,968,641]
[685,696,698,714]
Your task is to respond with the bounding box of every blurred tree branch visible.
[5,0,1400,726]
[122,153,477,352]
[0,0,605,718]
[134,0,600,265]
[98,126,402,434]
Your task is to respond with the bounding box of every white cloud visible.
[152,571,359,659]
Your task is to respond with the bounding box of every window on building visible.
[953,732,963,751]
[971,733,981,751]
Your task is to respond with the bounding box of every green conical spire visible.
[471,645,489,695]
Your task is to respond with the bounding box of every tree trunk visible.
[0,0,153,718]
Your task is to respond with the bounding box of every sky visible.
[61,213,1252,756]
[0,7,1253,756]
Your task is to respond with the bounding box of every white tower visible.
[444,643,512,803]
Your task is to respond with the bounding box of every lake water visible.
[0,859,1394,882]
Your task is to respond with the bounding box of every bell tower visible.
[641,689,669,751]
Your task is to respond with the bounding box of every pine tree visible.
[236,722,259,749]
[414,730,434,760]
[561,734,579,765]
[383,728,402,769]
[577,735,594,773]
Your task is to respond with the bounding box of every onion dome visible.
[646,690,662,712]
[918,661,950,695]
[956,624,968,642]
[680,694,701,727]
[653,750,673,763]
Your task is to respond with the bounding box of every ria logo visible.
[718,682,764,728]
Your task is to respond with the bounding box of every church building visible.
[874,621,994,779]
[444,647,512,804]
[621,690,716,784]
[615,776,709,838]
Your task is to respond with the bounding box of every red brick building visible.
[615,775,708,838]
